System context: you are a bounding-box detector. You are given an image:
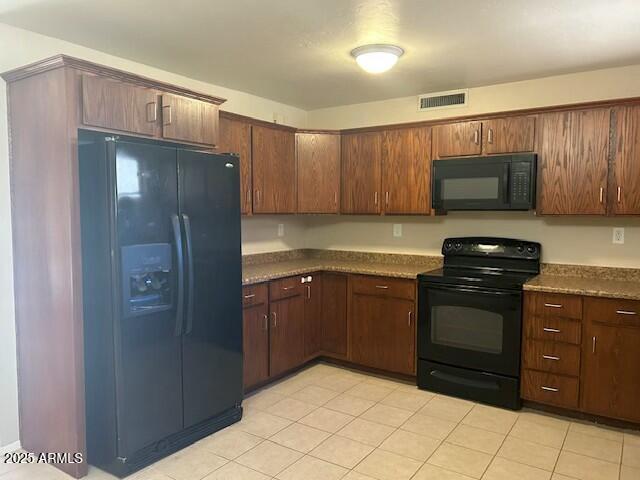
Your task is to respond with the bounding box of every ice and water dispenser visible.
[121,243,172,318]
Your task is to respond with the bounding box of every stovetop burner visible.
[418,267,537,291]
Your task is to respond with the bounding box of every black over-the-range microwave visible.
[432,153,536,212]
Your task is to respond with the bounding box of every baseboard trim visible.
[0,441,21,455]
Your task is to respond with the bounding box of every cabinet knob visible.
[162,104,172,125]
[541,386,559,393]
[487,128,494,144]
[473,129,480,145]
[599,187,604,204]
[617,186,622,203]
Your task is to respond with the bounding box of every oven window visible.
[431,305,503,354]
[442,177,499,200]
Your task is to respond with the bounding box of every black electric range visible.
[417,237,541,410]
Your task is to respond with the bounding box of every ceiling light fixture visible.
[350,44,404,74]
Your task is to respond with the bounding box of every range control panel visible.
[442,237,541,260]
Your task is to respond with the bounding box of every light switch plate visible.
[613,227,625,244]
[393,224,403,237]
[277,224,285,237]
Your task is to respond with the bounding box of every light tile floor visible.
[2,363,639,480]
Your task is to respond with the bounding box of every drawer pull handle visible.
[616,310,637,315]
[243,294,256,299]
[542,355,560,361]
[541,386,559,393]
[544,303,563,308]
[282,286,293,291]
[543,327,561,333]
[375,285,389,289]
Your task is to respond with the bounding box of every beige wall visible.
[307,64,640,130]
[304,214,640,268]
[0,23,308,449]
[241,217,307,254]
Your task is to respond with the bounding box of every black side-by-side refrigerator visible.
[79,130,243,477]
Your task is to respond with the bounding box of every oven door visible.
[418,283,522,377]
[432,157,510,210]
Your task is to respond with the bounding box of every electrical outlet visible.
[277,224,285,237]
[613,227,625,244]
[393,224,403,237]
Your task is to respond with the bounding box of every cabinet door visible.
[321,273,348,358]
[432,121,482,158]
[350,294,415,375]
[82,75,159,136]
[270,294,305,377]
[382,127,432,214]
[243,303,269,390]
[537,109,610,215]
[341,132,383,214]
[611,105,640,215]
[161,93,219,146]
[252,126,296,213]
[297,133,341,213]
[303,275,323,359]
[582,322,640,423]
[482,116,535,154]
[218,116,252,215]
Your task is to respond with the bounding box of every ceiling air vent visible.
[418,89,468,111]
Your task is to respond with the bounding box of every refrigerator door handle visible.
[171,214,186,336]
[182,213,195,335]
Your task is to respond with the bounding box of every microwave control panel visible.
[510,159,536,208]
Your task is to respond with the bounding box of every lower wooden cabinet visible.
[581,297,640,423]
[303,274,323,359]
[321,273,348,358]
[242,284,269,390]
[522,291,640,424]
[269,278,305,377]
[350,276,416,375]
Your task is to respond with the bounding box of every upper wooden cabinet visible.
[252,125,296,213]
[296,132,340,213]
[482,116,535,154]
[536,109,610,215]
[218,116,253,215]
[433,116,535,158]
[341,132,383,214]
[611,105,640,215]
[432,121,482,158]
[160,93,219,146]
[82,75,160,137]
[382,127,432,214]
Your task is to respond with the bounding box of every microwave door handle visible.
[503,163,510,205]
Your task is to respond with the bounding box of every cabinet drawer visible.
[521,370,579,409]
[242,283,268,308]
[526,292,582,320]
[269,276,303,301]
[351,275,415,300]
[524,315,581,344]
[522,339,580,376]
[584,297,640,327]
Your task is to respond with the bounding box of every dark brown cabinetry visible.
[581,297,640,423]
[303,274,323,359]
[536,109,610,215]
[242,284,269,390]
[321,273,348,358]
[218,115,253,215]
[296,133,341,213]
[521,292,583,409]
[382,127,432,214]
[252,125,297,213]
[160,93,219,146]
[269,277,305,376]
[341,132,383,214]
[349,276,416,375]
[82,75,160,137]
[611,105,640,215]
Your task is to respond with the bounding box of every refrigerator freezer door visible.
[178,150,243,428]
[114,141,184,456]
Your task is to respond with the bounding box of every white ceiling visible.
[2,0,640,109]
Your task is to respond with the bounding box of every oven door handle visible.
[425,284,521,297]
